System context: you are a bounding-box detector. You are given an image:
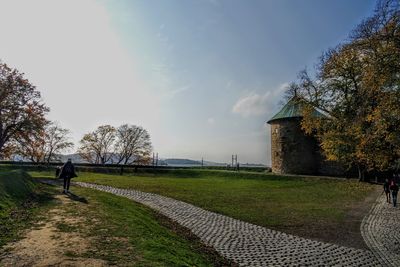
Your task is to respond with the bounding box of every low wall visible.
[0,161,269,175]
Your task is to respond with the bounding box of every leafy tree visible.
[15,128,46,162]
[78,125,116,164]
[0,62,49,158]
[287,0,400,180]
[16,122,74,163]
[114,124,152,165]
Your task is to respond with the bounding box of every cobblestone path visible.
[361,193,400,266]
[74,182,380,266]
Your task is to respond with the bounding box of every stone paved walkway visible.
[361,193,400,267]
[74,182,380,266]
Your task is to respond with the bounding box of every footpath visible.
[75,181,383,266]
[361,193,400,266]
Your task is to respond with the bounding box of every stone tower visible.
[267,97,323,175]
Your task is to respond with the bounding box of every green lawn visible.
[0,170,55,247]
[1,170,230,266]
[0,170,35,211]
[29,169,376,230]
[58,186,227,266]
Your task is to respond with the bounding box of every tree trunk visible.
[358,165,365,182]
[0,138,6,158]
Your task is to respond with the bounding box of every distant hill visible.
[163,158,201,165]
[160,159,266,167]
[11,153,266,167]
[159,158,230,166]
[239,163,267,167]
[59,154,87,163]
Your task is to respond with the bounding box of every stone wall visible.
[270,118,320,175]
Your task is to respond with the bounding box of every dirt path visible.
[0,193,108,267]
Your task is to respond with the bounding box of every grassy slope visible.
[0,170,34,211]
[30,169,376,229]
[64,186,228,266]
[0,170,54,247]
[1,170,229,266]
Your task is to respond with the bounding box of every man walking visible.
[58,159,77,194]
[390,179,399,207]
[384,178,391,204]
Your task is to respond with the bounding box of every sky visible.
[0,0,376,165]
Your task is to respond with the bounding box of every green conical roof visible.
[267,97,324,124]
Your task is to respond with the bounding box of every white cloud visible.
[232,83,288,117]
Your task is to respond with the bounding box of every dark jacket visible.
[58,162,77,179]
[384,181,390,192]
[390,183,399,193]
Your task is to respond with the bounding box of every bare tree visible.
[78,125,116,164]
[114,124,152,165]
[43,122,74,163]
[17,121,74,163]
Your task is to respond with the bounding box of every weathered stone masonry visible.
[267,97,345,176]
[269,118,320,175]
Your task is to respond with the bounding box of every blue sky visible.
[0,0,376,164]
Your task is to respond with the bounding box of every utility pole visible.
[231,154,238,170]
[156,153,159,166]
[201,157,204,167]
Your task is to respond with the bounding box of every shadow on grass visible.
[0,182,57,248]
[33,178,89,204]
[65,192,88,204]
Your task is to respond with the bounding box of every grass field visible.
[0,170,230,266]
[0,170,35,211]
[50,185,228,266]
[0,170,55,247]
[29,168,378,248]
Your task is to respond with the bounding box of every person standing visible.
[58,159,77,194]
[390,179,399,207]
[384,178,391,204]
